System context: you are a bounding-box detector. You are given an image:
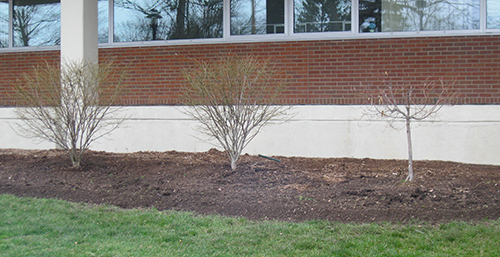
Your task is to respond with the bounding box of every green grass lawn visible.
[1,194,499,256]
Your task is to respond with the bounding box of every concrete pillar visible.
[60,0,98,63]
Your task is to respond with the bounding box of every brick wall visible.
[0,51,59,106]
[1,35,500,106]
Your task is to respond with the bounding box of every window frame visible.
[0,0,499,52]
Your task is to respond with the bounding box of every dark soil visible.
[1,149,500,223]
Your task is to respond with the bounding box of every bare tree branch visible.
[14,59,129,168]
[359,74,458,181]
[182,55,293,171]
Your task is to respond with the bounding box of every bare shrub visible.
[14,59,128,167]
[360,74,458,181]
[182,55,292,171]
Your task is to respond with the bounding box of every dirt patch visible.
[1,149,500,223]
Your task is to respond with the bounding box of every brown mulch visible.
[1,148,499,223]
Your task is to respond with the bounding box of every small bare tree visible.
[362,75,457,181]
[14,59,128,167]
[182,55,292,171]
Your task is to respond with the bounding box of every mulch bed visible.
[1,149,499,223]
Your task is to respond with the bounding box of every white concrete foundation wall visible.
[1,105,499,165]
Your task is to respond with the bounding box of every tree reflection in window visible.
[231,0,284,35]
[360,0,479,33]
[294,0,351,33]
[13,0,60,47]
[0,0,7,48]
[114,0,223,42]
[98,0,109,43]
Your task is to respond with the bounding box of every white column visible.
[60,0,98,63]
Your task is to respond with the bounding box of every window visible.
[294,0,351,33]
[231,0,284,35]
[488,0,500,29]
[113,0,223,42]
[0,0,7,48]
[0,0,498,50]
[13,0,60,47]
[359,0,480,33]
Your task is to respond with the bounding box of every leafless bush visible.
[359,74,458,181]
[182,55,292,171]
[14,59,128,167]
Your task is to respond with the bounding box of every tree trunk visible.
[230,158,237,171]
[173,0,186,39]
[405,115,414,181]
[251,0,256,34]
[69,150,80,168]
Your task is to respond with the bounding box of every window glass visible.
[98,0,109,43]
[13,0,60,47]
[114,0,223,42]
[231,0,284,35]
[294,0,351,33]
[487,0,500,29]
[359,0,479,33]
[0,0,7,48]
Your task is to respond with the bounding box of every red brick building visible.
[1,0,499,165]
